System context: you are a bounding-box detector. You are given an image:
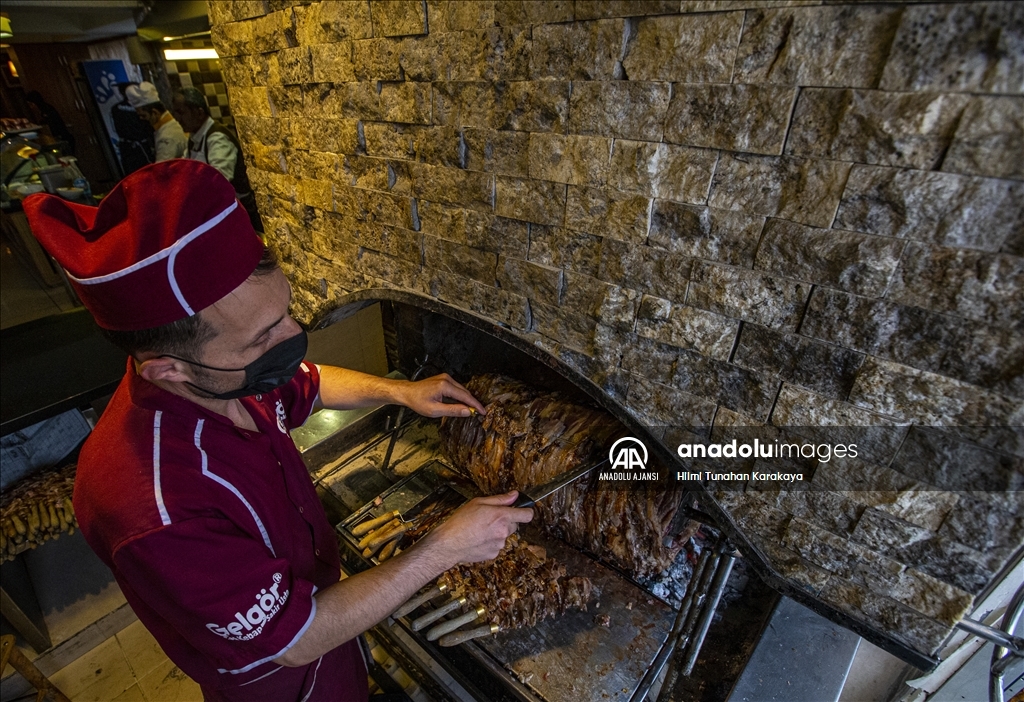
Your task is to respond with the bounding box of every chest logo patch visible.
[275,400,287,434]
[206,572,289,641]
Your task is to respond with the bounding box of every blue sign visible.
[81,60,131,162]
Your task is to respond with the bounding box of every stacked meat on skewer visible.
[440,374,690,577]
[399,534,592,646]
[385,374,695,645]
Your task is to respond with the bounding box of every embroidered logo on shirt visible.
[275,400,287,434]
[206,573,290,641]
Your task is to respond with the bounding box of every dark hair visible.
[175,87,210,115]
[102,247,279,358]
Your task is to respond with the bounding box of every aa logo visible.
[609,437,648,471]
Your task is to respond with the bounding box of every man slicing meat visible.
[23,160,533,702]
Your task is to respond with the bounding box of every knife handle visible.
[512,493,535,509]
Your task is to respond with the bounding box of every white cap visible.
[125,82,161,110]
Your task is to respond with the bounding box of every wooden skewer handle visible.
[351,510,401,537]
[439,623,499,647]
[365,522,412,552]
[357,518,400,549]
[426,606,486,642]
[393,583,447,619]
[377,540,398,562]
[411,596,467,631]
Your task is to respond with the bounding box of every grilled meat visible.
[437,534,592,630]
[440,374,686,577]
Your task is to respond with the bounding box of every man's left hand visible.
[396,373,486,418]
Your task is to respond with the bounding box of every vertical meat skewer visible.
[413,534,593,645]
[439,374,690,578]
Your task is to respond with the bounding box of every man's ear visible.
[137,355,192,384]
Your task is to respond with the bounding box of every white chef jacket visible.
[153,112,188,163]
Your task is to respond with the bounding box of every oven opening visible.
[298,295,781,702]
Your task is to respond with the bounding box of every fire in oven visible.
[298,296,781,702]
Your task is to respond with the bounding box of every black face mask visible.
[165,330,308,400]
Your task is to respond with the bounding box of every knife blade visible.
[512,457,610,509]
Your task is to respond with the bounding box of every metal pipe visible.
[629,545,718,702]
[956,617,1024,657]
[988,580,1024,702]
[680,548,737,677]
[656,544,727,702]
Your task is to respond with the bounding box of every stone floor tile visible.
[136,659,203,702]
[116,620,170,681]
[49,636,134,701]
[110,683,147,702]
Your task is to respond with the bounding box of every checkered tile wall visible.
[163,38,235,132]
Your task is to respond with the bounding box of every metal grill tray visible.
[337,460,676,702]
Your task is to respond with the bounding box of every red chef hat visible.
[23,160,264,331]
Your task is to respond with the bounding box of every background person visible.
[125,82,186,163]
[172,87,262,231]
[23,159,531,702]
[111,82,155,176]
[24,90,76,155]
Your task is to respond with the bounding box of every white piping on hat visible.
[166,241,195,315]
[68,200,239,289]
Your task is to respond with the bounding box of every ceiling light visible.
[0,16,13,39]
[163,48,219,61]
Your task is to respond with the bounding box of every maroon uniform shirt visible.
[75,360,369,702]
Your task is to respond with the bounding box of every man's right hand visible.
[275,490,533,668]
[425,491,534,569]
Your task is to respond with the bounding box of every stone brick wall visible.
[210,0,1023,662]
